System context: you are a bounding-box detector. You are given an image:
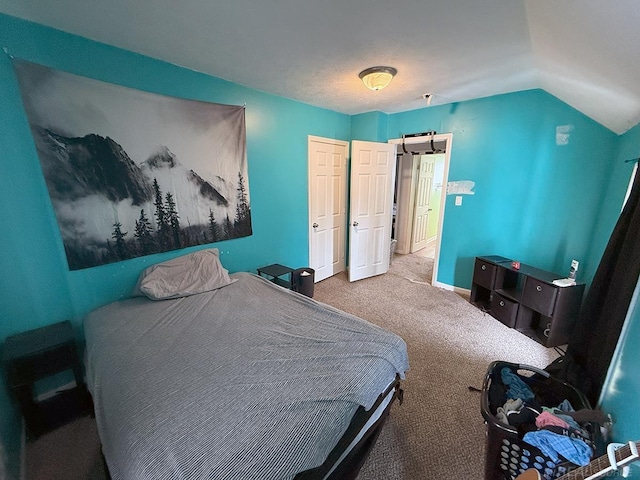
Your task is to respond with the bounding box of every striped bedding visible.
[84,272,409,480]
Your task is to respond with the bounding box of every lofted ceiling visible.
[1,0,639,134]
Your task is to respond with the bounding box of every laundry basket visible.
[481,361,602,480]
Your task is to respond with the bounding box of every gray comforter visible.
[84,272,409,480]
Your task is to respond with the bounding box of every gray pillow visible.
[134,248,236,300]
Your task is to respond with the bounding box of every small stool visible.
[3,320,92,438]
[257,263,294,289]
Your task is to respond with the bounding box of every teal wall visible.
[351,111,389,142]
[599,124,640,479]
[0,13,351,334]
[387,95,640,476]
[583,123,640,284]
[600,278,640,479]
[386,91,621,288]
[0,13,350,479]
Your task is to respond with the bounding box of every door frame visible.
[388,133,453,288]
[308,135,349,282]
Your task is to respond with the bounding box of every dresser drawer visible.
[490,293,519,328]
[521,278,557,317]
[473,258,498,289]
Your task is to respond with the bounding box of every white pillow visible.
[134,248,236,300]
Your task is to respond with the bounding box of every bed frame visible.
[295,375,403,480]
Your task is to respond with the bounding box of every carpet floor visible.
[314,253,560,480]
[25,253,560,479]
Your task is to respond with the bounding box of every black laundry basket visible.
[481,361,602,480]
[292,268,315,298]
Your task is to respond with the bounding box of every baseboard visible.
[433,281,471,297]
[453,286,471,297]
[433,280,452,290]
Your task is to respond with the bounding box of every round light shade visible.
[359,66,397,91]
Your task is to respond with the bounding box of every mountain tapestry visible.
[12,59,251,270]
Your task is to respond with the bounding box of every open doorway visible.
[388,133,452,286]
[394,153,445,258]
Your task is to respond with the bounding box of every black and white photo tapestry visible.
[12,59,251,270]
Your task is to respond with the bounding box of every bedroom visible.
[0,0,639,479]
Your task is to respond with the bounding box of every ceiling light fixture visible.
[359,66,397,91]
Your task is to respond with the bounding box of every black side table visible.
[2,320,92,439]
[257,263,294,289]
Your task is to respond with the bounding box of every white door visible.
[348,140,397,282]
[308,136,348,282]
[410,156,435,253]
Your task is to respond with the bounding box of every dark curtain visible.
[550,168,640,406]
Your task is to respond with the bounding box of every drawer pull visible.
[499,301,505,307]
[481,265,486,271]
[536,285,542,292]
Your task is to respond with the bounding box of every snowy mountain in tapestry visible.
[12,59,251,270]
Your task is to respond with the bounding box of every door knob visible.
[352,221,359,227]
[312,223,319,228]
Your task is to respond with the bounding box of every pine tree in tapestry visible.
[208,208,220,243]
[223,214,234,240]
[134,209,155,255]
[165,192,181,248]
[234,172,252,237]
[111,222,128,260]
[153,178,170,248]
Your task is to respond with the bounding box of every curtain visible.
[554,168,640,406]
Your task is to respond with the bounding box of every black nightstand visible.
[257,263,294,289]
[2,320,92,439]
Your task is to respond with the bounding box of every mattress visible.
[84,272,409,480]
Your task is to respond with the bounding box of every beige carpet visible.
[314,253,560,480]
[25,416,105,480]
[25,253,559,479]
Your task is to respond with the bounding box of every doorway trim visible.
[388,133,453,288]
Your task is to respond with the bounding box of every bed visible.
[83,249,409,480]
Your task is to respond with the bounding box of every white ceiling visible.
[1,0,639,134]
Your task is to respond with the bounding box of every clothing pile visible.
[495,367,607,468]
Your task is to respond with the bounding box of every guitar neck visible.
[560,442,640,480]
